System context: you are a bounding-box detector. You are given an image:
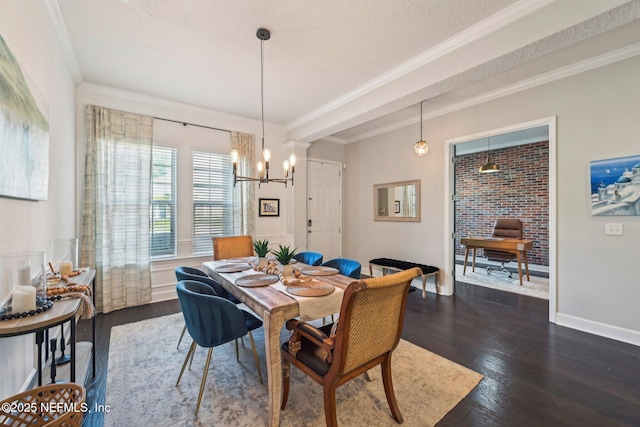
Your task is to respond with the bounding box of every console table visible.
[0,268,96,387]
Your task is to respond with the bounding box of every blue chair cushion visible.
[293,251,323,266]
[177,280,259,348]
[175,266,241,304]
[321,258,361,279]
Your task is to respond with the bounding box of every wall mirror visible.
[374,179,421,222]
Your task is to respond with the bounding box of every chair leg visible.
[281,359,290,410]
[247,331,263,384]
[323,384,339,427]
[381,354,403,423]
[189,345,197,369]
[235,339,239,362]
[177,324,187,349]
[195,347,214,417]
[176,341,197,386]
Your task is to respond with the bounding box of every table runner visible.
[202,261,344,321]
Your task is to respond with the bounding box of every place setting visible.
[300,266,339,276]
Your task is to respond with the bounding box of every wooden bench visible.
[369,258,439,299]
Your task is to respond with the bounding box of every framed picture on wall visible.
[259,198,280,217]
[590,154,640,216]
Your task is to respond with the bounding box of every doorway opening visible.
[444,117,557,323]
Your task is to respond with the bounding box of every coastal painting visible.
[0,33,49,201]
[590,154,640,216]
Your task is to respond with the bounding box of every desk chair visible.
[293,251,323,266]
[280,268,421,426]
[485,219,523,278]
[212,235,254,260]
[321,258,361,279]
[176,280,263,416]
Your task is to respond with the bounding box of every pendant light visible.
[413,101,429,156]
[230,28,296,187]
[479,136,499,173]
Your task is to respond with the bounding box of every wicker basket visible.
[0,383,86,427]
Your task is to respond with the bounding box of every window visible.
[193,151,233,254]
[150,146,177,258]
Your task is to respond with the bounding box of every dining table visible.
[202,259,354,427]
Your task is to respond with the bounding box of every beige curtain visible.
[81,105,153,313]
[231,131,256,236]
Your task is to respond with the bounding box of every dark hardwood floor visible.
[77,282,640,426]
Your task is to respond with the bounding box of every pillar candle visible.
[59,261,73,276]
[13,285,36,312]
[18,261,31,286]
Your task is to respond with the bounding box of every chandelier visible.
[231,28,296,187]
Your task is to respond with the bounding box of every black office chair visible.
[485,219,523,278]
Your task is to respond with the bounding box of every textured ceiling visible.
[53,0,640,143]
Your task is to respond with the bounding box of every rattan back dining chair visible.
[212,235,254,261]
[280,267,421,427]
[176,280,263,416]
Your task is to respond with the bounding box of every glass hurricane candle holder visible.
[1,251,47,310]
[49,238,78,274]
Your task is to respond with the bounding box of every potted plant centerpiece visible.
[253,239,270,266]
[271,244,297,276]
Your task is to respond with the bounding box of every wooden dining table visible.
[202,260,353,427]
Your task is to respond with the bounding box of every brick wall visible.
[454,141,549,266]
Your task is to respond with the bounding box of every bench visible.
[369,258,439,299]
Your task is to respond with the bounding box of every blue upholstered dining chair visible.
[293,251,323,266]
[175,280,263,416]
[174,266,241,349]
[321,258,361,279]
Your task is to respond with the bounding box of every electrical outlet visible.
[605,223,623,236]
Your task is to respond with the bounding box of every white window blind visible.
[193,151,233,254]
[150,146,177,258]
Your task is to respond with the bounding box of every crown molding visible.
[45,0,83,85]
[344,42,640,144]
[285,0,554,132]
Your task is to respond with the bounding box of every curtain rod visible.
[153,117,231,133]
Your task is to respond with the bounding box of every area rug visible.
[455,263,549,299]
[105,313,482,426]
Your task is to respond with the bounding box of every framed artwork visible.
[590,154,640,216]
[259,198,280,217]
[394,200,400,213]
[0,34,50,201]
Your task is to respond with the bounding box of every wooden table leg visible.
[472,248,477,272]
[523,251,530,281]
[264,310,285,427]
[463,248,469,275]
[516,251,523,286]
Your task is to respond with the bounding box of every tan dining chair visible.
[280,267,421,427]
[212,235,254,260]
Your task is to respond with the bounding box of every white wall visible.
[0,0,77,398]
[344,56,640,345]
[75,84,294,302]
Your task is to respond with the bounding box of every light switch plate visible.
[605,223,623,236]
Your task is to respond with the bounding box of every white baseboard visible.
[555,313,640,347]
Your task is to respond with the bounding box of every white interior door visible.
[306,160,342,260]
